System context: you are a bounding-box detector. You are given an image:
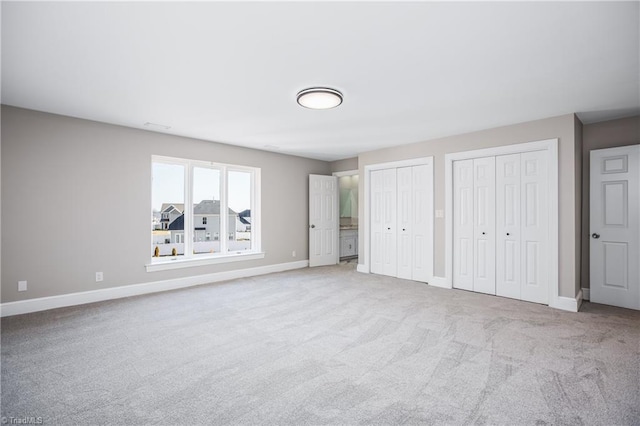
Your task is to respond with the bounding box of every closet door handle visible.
[482,232,486,235]
[387,227,391,230]
[506,233,510,236]
[402,228,406,231]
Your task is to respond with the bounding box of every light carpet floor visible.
[2,263,639,425]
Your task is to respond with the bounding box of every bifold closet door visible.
[454,151,549,303]
[397,165,430,282]
[397,167,413,280]
[519,150,549,303]
[411,164,431,282]
[495,151,549,303]
[371,170,384,275]
[453,160,474,291]
[496,154,521,299]
[370,168,397,277]
[372,164,431,281]
[453,156,496,294]
[473,157,496,295]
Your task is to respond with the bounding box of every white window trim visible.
[145,251,266,272]
[149,155,261,272]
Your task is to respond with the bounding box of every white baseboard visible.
[0,260,309,317]
[549,290,582,312]
[582,288,590,301]
[356,264,369,274]
[428,276,450,289]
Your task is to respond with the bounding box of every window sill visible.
[145,251,265,272]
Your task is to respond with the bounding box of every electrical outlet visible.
[95,272,104,282]
[18,281,27,292]
[292,250,296,257]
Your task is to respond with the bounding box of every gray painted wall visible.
[1,106,330,303]
[580,115,640,291]
[358,114,581,298]
[330,157,358,173]
[3,105,635,306]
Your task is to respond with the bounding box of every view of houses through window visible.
[152,156,256,260]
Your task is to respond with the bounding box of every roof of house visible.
[239,216,251,225]
[161,203,184,214]
[238,209,251,218]
[193,200,237,215]
[168,214,184,231]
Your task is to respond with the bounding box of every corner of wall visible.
[574,114,584,298]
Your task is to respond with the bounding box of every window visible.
[149,156,261,271]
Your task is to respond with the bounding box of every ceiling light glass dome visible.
[297,87,343,110]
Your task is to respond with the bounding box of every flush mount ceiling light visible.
[297,87,343,110]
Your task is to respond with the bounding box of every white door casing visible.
[473,156,496,295]
[309,174,339,267]
[590,145,640,310]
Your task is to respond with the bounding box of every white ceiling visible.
[2,2,639,161]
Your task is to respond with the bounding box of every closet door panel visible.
[382,168,397,277]
[412,164,430,282]
[473,157,496,295]
[397,167,412,280]
[370,170,385,275]
[520,151,549,303]
[496,154,521,300]
[453,160,474,290]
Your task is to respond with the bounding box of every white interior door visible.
[397,167,413,280]
[590,145,640,310]
[496,153,521,300]
[309,174,338,267]
[473,156,496,295]
[453,159,474,291]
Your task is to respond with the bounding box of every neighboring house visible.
[168,200,238,243]
[159,203,184,230]
[168,214,185,244]
[237,209,251,232]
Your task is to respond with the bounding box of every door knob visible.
[387,227,391,230]
[310,224,315,228]
[482,232,486,235]
[506,233,510,236]
[592,233,600,239]
[403,228,406,231]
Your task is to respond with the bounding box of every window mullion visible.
[184,163,193,258]
[220,166,228,254]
